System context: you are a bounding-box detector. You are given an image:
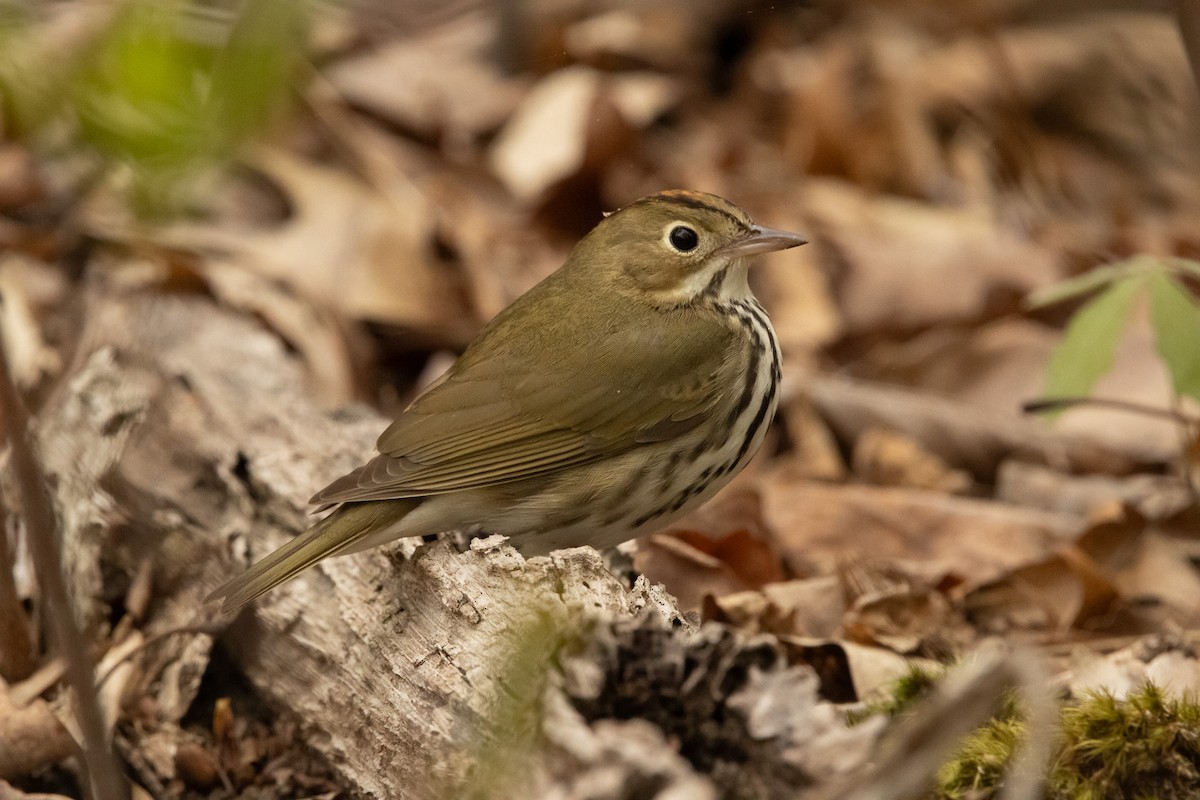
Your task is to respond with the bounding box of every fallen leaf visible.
[0,254,63,389]
[800,179,1060,334]
[856,315,1182,460]
[326,12,529,141]
[491,66,678,205]
[762,460,1080,587]
[996,460,1189,520]
[706,576,846,639]
[87,149,475,349]
[781,636,917,703]
[777,395,848,482]
[635,533,745,612]
[801,374,1166,481]
[1078,507,1200,619]
[852,426,972,493]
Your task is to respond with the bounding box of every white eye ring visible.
[663,222,701,254]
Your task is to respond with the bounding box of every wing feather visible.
[310,282,738,506]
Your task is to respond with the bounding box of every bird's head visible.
[570,190,807,306]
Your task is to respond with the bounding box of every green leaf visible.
[1043,277,1144,401]
[1147,273,1200,404]
[208,0,306,148]
[1025,258,1147,310]
[1167,257,1200,284]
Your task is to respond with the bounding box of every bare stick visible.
[1176,0,1200,96]
[0,306,128,799]
[1022,395,1192,422]
[0,500,35,682]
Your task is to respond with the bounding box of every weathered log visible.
[36,285,718,798]
[35,283,880,799]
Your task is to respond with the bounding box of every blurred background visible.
[4,1,1200,796]
[4,0,1199,590]
[4,0,1198,424]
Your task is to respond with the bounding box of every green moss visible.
[935,710,1023,799]
[854,676,1200,799]
[848,663,945,725]
[1052,683,1200,799]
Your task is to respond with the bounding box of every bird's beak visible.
[719,225,808,258]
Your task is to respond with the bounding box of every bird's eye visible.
[668,225,699,253]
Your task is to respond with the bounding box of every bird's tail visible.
[205,499,416,614]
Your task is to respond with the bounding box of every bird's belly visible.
[392,341,779,556]
[480,405,774,555]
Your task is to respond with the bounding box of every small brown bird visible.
[207,190,806,612]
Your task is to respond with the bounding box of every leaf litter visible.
[3,0,1200,797]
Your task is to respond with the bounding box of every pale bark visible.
[35,286,717,798]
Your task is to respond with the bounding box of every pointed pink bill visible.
[718,225,808,258]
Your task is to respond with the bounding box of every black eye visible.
[668,225,699,252]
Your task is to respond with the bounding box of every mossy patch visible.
[857,671,1200,799]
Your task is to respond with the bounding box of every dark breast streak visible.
[634,299,778,527]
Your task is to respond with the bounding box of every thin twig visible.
[0,498,36,681]
[1022,395,1194,422]
[1176,0,1200,96]
[0,305,129,799]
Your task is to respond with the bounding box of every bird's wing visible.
[310,301,738,505]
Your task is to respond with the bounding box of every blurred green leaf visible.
[75,2,213,164]
[1025,258,1149,310]
[76,0,304,164]
[1148,273,1200,404]
[209,0,307,146]
[1043,277,1144,402]
[1167,257,1200,284]
[58,0,308,215]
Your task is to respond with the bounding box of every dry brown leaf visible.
[763,460,1080,587]
[0,145,41,212]
[857,315,1182,460]
[844,587,954,656]
[635,533,745,612]
[1078,507,1200,619]
[491,66,679,204]
[0,679,75,781]
[801,179,1059,334]
[754,242,842,358]
[673,528,785,588]
[759,10,1199,230]
[965,551,1118,635]
[802,374,1167,480]
[91,149,474,349]
[778,395,848,482]
[491,66,613,204]
[966,505,1200,635]
[327,12,529,141]
[852,427,972,494]
[706,589,771,631]
[706,576,849,639]
[423,175,566,322]
[762,578,847,639]
[0,780,75,800]
[0,255,63,390]
[996,460,1189,520]
[563,6,713,73]
[780,637,917,704]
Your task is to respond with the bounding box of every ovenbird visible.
[208,190,806,612]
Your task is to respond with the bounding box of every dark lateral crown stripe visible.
[638,190,750,229]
